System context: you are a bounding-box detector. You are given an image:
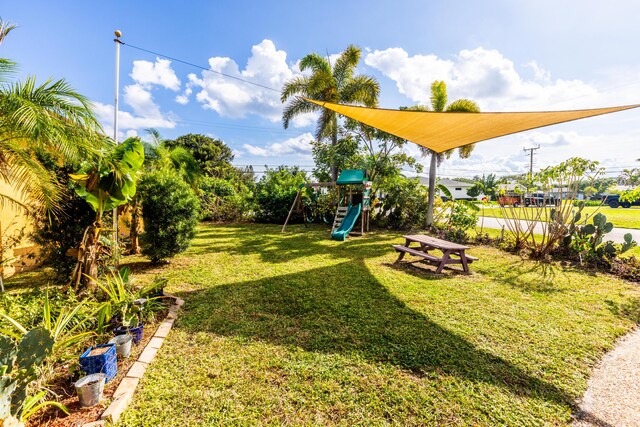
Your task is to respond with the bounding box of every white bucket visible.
[75,373,106,407]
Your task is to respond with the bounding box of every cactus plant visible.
[588,213,614,248]
[0,327,55,420]
[621,233,636,253]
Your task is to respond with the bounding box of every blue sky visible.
[3,1,640,179]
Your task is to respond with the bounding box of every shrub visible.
[30,161,95,283]
[254,167,306,223]
[198,175,253,222]
[138,171,200,262]
[373,176,429,230]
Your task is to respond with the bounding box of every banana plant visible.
[69,137,145,290]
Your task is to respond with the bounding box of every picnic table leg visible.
[460,250,469,273]
[436,250,452,273]
[395,251,406,263]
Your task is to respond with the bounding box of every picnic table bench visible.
[392,234,478,273]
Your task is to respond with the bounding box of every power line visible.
[122,42,281,93]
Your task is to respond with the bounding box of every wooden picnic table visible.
[392,234,478,273]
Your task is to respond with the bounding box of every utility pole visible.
[113,30,123,265]
[523,145,540,180]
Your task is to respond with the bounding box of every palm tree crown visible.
[281,45,379,180]
[415,81,480,228]
[0,19,103,212]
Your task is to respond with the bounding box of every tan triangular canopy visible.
[305,98,640,153]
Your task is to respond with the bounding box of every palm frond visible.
[317,108,336,141]
[0,17,17,46]
[282,97,319,129]
[0,58,17,82]
[299,53,331,75]
[332,45,361,86]
[457,143,476,159]
[430,81,448,112]
[446,99,480,113]
[341,75,380,106]
[306,72,337,101]
[144,128,162,145]
[280,76,312,102]
[1,76,103,161]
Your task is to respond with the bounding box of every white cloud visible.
[189,39,296,121]
[123,84,162,118]
[523,61,551,82]
[364,47,599,110]
[94,59,180,137]
[364,46,640,179]
[130,58,180,91]
[93,101,176,140]
[243,132,313,157]
[175,86,192,105]
[290,112,318,128]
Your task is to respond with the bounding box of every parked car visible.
[602,194,640,208]
[497,192,521,207]
[524,192,560,207]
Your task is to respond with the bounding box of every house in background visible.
[418,177,480,200]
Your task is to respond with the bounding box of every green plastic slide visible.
[331,203,362,241]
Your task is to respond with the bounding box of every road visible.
[478,216,640,243]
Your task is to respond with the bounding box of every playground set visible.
[282,169,372,241]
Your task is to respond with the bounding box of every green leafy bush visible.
[138,171,200,262]
[254,167,306,223]
[29,155,95,283]
[373,176,429,230]
[198,175,254,222]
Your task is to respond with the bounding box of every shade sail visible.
[305,98,640,153]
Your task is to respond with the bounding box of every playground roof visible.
[304,99,640,153]
[337,169,366,185]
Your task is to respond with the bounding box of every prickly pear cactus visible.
[1,375,18,420]
[588,213,614,248]
[16,327,54,371]
[0,335,16,374]
[1,334,18,420]
[0,328,54,420]
[621,233,637,253]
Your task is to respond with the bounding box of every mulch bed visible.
[26,307,170,427]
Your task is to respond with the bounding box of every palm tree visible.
[281,45,379,181]
[415,81,480,228]
[0,19,102,213]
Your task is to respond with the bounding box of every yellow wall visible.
[0,181,40,277]
[0,181,140,278]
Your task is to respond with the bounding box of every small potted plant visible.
[113,303,144,344]
[141,277,168,299]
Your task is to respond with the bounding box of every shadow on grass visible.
[187,223,396,264]
[175,259,574,409]
[385,261,467,280]
[478,259,568,294]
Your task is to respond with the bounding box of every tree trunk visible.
[130,200,141,254]
[425,152,437,229]
[331,114,338,182]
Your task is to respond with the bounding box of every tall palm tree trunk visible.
[331,114,338,181]
[425,152,437,229]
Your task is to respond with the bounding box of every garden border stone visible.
[81,294,184,426]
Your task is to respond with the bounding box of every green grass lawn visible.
[110,223,640,426]
[479,205,640,229]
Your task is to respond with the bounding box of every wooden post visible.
[282,190,301,232]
